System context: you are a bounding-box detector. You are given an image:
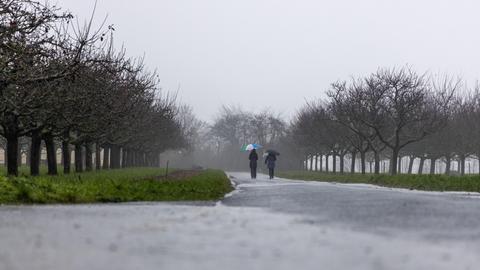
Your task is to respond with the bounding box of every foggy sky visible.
[59,0,480,122]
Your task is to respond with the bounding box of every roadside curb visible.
[215,174,240,206]
[227,174,238,189]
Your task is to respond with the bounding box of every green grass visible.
[277,171,480,193]
[0,168,233,204]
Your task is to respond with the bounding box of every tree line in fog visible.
[184,67,477,176]
[290,67,480,176]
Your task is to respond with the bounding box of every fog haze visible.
[59,0,480,121]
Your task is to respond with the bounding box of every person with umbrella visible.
[265,150,279,179]
[249,149,258,179]
[243,144,262,179]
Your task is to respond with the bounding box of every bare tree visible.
[334,68,455,175]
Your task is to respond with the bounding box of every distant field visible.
[278,171,480,193]
[0,168,233,204]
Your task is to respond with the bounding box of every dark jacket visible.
[249,150,258,168]
[265,154,277,169]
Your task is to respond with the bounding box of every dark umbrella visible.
[266,149,280,156]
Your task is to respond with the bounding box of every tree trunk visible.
[418,157,425,174]
[122,148,128,168]
[6,135,19,176]
[318,154,323,172]
[340,154,345,174]
[325,155,329,173]
[332,153,337,173]
[445,155,451,175]
[374,151,380,174]
[408,156,415,174]
[62,140,71,174]
[110,145,121,169]
[389,148,399,175]
[95,144,101,170]
[85,143,93,172]
[30,130,42,176]
[429,158,436,175]
[44,134,57,175]
[103,146,110,170]
[75,144,83,173]
[397,155,402,174]
[314,154,318,171]
[360,151,366,174]
[351,151,356,174]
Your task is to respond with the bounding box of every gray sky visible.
[60,0,480,122]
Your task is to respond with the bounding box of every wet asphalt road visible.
[225,172,480,242]
[1,172,480,270]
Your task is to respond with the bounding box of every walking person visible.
[265,152,277,179]
[249,149,258,179]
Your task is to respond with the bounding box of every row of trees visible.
[161,66,475,176]
[290,67,469,175]
[0,0,187,176]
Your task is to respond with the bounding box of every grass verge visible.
[0,168,233,204]
[277,171,480,193]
